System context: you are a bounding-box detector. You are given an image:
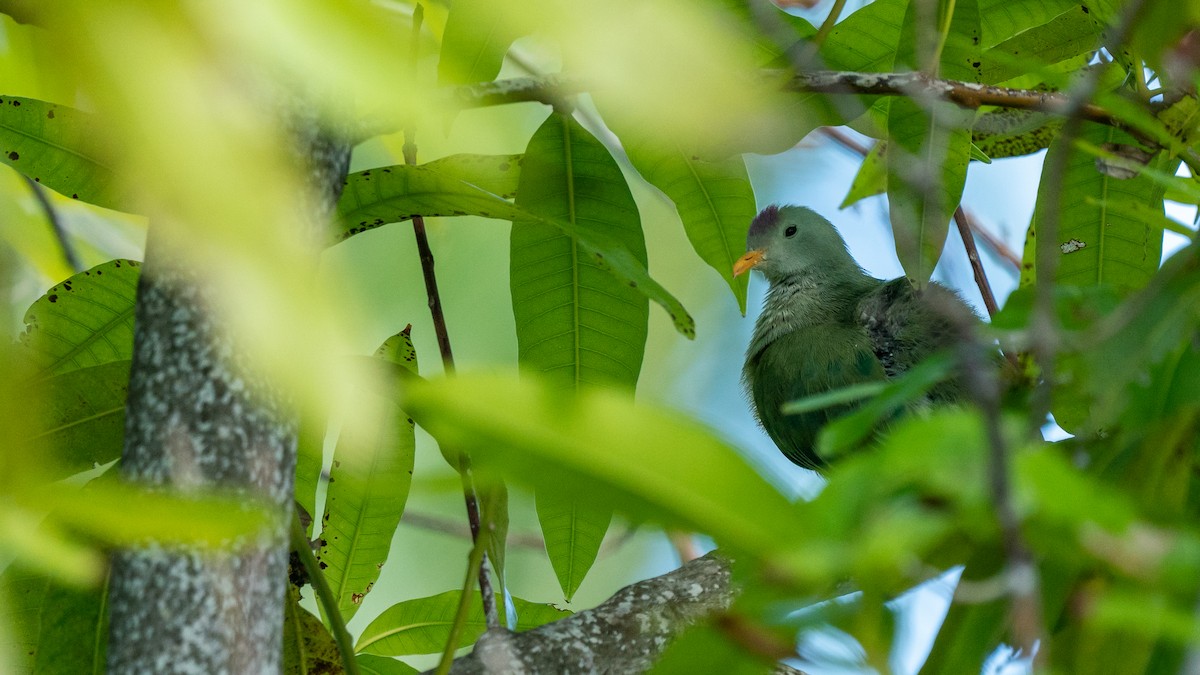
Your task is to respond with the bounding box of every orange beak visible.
[733,250,765,277]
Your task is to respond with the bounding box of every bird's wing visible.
[856,278,975,399]
[746,323,886,469]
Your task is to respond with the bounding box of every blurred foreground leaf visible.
[356,590,567,656]
[402,372,805,556]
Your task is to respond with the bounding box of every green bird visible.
[734,205,976,470]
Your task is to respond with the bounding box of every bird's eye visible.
[784,225,797,237]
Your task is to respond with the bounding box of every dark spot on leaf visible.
[71,194,78,199]
[114,261,121,267]
[96,270,102,275]
[63,281,72,291]
[33,177,39,182]
[972,61,980,68]
[318,561,328,569]
[47,110,54,119]
[628,281,637,287]
[691,156,700,161]
[7,151,18,161]
[48,294,57,303]
[10,100,19,107]
[362,170,371,176]
[499,162,510,171]
[1081,4,1089,12]
[383,168,391,173]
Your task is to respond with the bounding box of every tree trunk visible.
[105,108,348,674]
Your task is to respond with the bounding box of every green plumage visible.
[737,205,974,470]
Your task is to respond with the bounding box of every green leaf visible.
[356,590,568,656]
[317,330,418,624]
[283,586,343,675]
[1032,123,1169,291]
[18,259,139,378]
[979,7,1103,83]
[28,360,130,478]
[822,0,909,72]
[511,112,646,599]
[534,482,610,602]
[335,163,695,339]
[422,153,523,198]
[294,412,325,536]
[977,0,1081,47]
[886,0,978,286]
[477,478,510,593]
[511,112,649,390]
[401,372,808,557]
[0,97,124,211]
[357,654,419,675]
[438,0,521,85]
[28,575,108,675]
[623,143,755,314]
[840,141,888,209]
[1,567,50,672]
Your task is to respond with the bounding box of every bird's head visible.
[733,205,860,283]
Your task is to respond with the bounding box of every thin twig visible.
[24,176,83,272]
[404,3,500,632]
[290,514,360,675]
[953,207,1000,318]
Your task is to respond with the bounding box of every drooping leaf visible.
[623,142,755,314]
[511,112,646,599]
[401,372,808,558]
[334,164,695,338]
[28,360,130,478]
[317,329,419,624]
[438,0,522,85]
[283,586,342,675]
[0,97,125,211]
[886,0,979,286]
[355,590,568,657]
[1031,123,1171,291]
[840,141,888,208]
[533,481,611,602]
[19,259,139,378]
[477,478,510,595]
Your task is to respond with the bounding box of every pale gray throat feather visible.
[745,276,839,363]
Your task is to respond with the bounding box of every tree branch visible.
[426,552,783,674]
[444,70,1125,132]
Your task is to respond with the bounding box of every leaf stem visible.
[434,524,490,675]
[290,513,360,675]
[24,175,82,272]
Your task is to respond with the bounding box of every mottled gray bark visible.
[105,107,349,674]
[430,552,802,675]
